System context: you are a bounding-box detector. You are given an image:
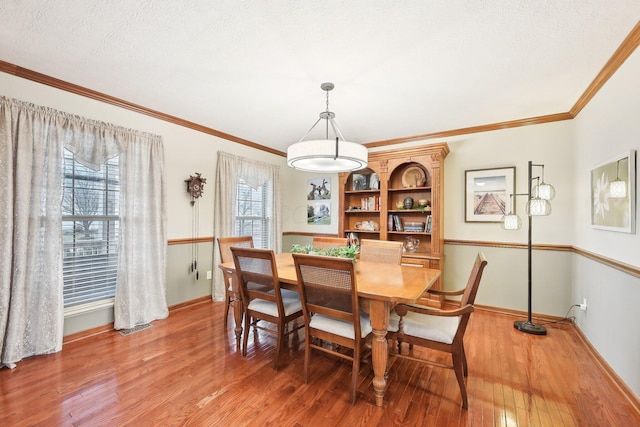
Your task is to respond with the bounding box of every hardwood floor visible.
[1,300,638,426]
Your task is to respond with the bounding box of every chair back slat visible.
[231,247,280,305]
[460,252,488,306]
[298,264,353,317]
[359,239,403,264]
[312,236,348,250]
[293,254,358,323]
[218,236,254,264]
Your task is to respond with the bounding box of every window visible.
[235,177,271,248]
[62,149,119,310]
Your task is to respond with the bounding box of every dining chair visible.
[217,236,254,327]
[230,247,304,370]
[292,253,372,405]
[387,251,488,409]
[312,236,348,250]
[358,239,403,264]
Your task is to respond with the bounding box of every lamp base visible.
[514,320,547,335]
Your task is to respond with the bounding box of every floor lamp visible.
[501,161,555,335]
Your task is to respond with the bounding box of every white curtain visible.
[212,152,281,301]
[0,97,65,368]
[114,133,168,329]
[0,96,167,367]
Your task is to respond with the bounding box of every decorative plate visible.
[401,166,427,188]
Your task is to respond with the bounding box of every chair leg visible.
[351,347,360,405]
[452,352,468,409]
[224,295,231,327]
[462,345,468,377]
[242,312,251,357]
[303,327,311,384]
[274,321,285,370]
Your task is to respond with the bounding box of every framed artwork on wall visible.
[591,150,636,233]
[465,166,515,222]
[307,201,331,225]
[307,177,331,200]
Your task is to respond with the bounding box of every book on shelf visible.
[425,215,432,233]
[393,215,403,232]
[360,195,379,211]
[388,214,394,231]
[347,232,360,247]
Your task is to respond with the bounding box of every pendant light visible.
[287,82,368,173]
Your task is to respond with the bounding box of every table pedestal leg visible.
[369,300,390,407]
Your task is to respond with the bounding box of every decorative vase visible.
[404,236,420,253]
[403,197,414,209]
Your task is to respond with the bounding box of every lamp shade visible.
[501,213,522,230]
[527,198,551,216]
[609,180,627,198]
[534,182,555,200]
[287,139,368,172]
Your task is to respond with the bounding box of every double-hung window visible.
[62,149,119,312]
[235,177,271,249]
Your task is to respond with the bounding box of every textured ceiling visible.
[1,1,639,154]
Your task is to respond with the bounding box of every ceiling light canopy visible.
[287,83,368,173]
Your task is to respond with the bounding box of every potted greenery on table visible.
[290,244,359,260]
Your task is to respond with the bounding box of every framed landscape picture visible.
[465,167,515,222]
[591,150,636,233]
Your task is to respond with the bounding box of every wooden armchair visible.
[217,236,254,327]
[230,247,304,370]
[292,253,372,404]
[312,236,348,250]
[359,239,403,264]
[387,252,488,409]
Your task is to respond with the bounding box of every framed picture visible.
[590,150,636,233]
[465,167,515,222]
[307,201,331,225]
[307,177,331,200]
[351,173,379,190]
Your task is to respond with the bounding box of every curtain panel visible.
[0,96,167,367]
[212,152,281,301]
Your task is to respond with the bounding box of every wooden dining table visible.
[219,252,441,406]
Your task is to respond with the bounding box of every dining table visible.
[219,252,441,407]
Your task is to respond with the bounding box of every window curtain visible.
[212,151,281,301]
[114,133,168,329]
[0,96,167,368]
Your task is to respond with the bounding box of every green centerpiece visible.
[291,244,359,259]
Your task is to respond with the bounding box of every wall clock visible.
[185,172,206,205]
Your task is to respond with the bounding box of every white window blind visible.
[62,149,119,309]
[235,177,271,249]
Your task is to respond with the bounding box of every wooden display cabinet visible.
[338,143,449,299]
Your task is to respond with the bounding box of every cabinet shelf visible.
[388,186,431,192]
[388,209,431,214]
[345,189,380,195]
[389,231,431,236]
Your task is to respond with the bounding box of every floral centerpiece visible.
[290,244,359,260]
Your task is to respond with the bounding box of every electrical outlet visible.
[206,270,212,280]
[579,298,587,311]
